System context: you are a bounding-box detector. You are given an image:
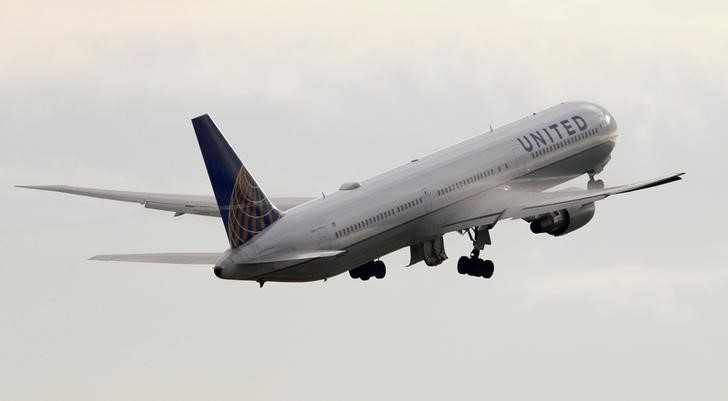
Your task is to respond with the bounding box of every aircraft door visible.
[422,189,433,212]
[511,145,531,175]
[315,226,331,249]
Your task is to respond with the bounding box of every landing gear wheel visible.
[373,261,386,279]
[349,269,360,279]
[458,226,497,279]
[482,260,494,279]
[467,259,482,277]
[457,256,469,275]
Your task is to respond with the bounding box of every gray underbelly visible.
[256,222,417,282]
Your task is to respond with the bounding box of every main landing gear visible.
[587,171,605,190]
[349,260,386,281]
[458,226,495,279]
[457,254,494,278]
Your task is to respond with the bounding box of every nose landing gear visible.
[588,171,605,190]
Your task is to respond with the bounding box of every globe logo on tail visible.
[227,167,282,248]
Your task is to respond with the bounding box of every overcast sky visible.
[1,1,727,400]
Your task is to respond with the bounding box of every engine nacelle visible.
[530,203,596,236]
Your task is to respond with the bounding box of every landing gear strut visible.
[587,171,605,190]
[457,226,495,279]
[349,260,386,281]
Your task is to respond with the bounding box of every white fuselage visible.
[215,101,619,282]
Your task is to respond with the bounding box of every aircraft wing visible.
[16,185,314,217]
[442,172,684,231]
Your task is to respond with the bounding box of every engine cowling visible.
[530,203,596,236]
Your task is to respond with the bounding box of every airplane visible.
[18,101,684,286]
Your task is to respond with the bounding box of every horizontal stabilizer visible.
[246,249,346,264]
[90,252,222,264]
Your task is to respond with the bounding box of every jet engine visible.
[529,203,595,236]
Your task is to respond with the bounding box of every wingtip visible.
[670,172,686,182]
[16,185,51,190]
[14,185,67,193]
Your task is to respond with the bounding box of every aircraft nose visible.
[606,112,617,129]
[213,266,224,278]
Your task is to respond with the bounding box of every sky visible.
[1,1,727,400]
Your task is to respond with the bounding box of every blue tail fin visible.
[192,114,282,248]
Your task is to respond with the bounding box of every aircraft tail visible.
[192,114,282,248]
